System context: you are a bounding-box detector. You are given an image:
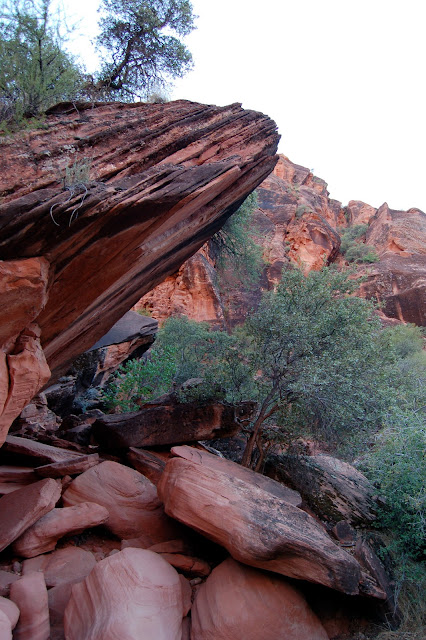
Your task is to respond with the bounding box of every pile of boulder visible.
[0,419,397,640]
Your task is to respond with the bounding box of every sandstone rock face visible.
[9,572,49,640]
[136,156,343,326]
[85,311,158,384]
[0,466,38,496]
[62,460,177,543]
[158,457,361,594]
[0,323,51,449]
[136,247,226,328]
[127,447,167,485]
[266,453,379,525]
[0,478,61,552]
[191,558,328,640]
[12,502,109,557]
[64,548,184,640]
[93,400,255,448]
[171,445,302,506]
[0,100,279,442]
[139,155,426,328]
[358,203,426,325]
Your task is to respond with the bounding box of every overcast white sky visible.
[69,0,426,212]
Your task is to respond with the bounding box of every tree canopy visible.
[0,0,83,123]
[104,266,399,470]
[94,0,195,99]
[0,0,196,125]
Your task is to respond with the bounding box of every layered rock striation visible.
[0,100,279,444]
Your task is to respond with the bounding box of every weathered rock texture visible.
[0,477,61,552]
[64,548,185,640]
[265,453,379,525]
[135,246,226,328]
[0,100,279,443]
[62,460,178,543]
[158,456,361,594]
[191,558,328,640]
[358,203,426,325]
[171,445,302,506]
[139,155,426,328]
[12,502,109,557]
[93,400,256,448]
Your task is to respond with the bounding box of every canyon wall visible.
[139,155,426,328]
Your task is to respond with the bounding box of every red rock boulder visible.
[62,460,178,543]
[191,557,328,640]
[64,548,185,640]
[157,457,361,594]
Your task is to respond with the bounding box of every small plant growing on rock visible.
[64,157,92,188]
[50,156,92,226]
[295,204,313,219]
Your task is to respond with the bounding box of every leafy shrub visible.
[360,328,425,562]
[339,224,379,263]
[102,316,233,412]
[102,343,179,412]
[344,243,380,263]
[0,0,84,127]
[384,323,424,359]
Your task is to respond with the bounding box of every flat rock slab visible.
[3,436,83,465]
[62,460,179,543]
[0,464,39,495]
[0,478,61,552]
[64,548,184,640]
[44,547,97,588]
[0,482,34,495]
[171,445,302,506]
[13,502,109,558]
[158,457,361,594]
[158,553,211,577]
[88,312,158,351]
[34,454,100,479]
[0,466,37,483]
[92,401,256,448]
[191,558,328,640]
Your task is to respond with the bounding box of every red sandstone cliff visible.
[0,100,279,444]
[139,155,426,328]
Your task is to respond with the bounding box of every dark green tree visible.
[234,267,396,467]
[0,0,83,124]
[94,0,195,99]
[105,266,398,471]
